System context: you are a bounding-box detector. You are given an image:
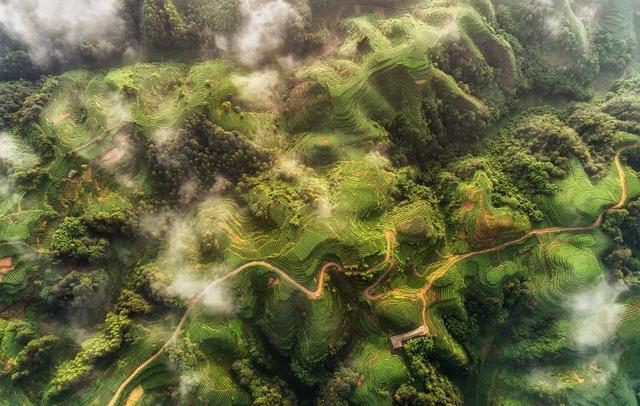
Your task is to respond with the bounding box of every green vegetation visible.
[47,312,131,398]
[2,0,640,404]
[50,217,110,263]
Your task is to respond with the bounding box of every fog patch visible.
[567,279,626,350]
[275,155,312,182]
[0,179,13,199]
[232,69,281,111]
[178,371,200,400]
[0,0,126,65]
[526,367,565,393]
[0,131,39,170]
[277,54,300,70]
[216,0,302,67]
[178,178,200,206]
[160,221,235,314]
[575,3,599,23]
[526,353,619,390]
[522,279,628,395]
[544,15,563,39]
[149,203,237,314]
[210,176,229,195]
[104,92,131,130]
[0,132,36,198]
[99,132,133,168]
[152,127,178,147]
[70,326,91,346]
[140,211,174,239]
[440,17,461,42]
[314,196,335,219]
[583,354,619,385]
[364,150,391,169]
[169,270,235,314]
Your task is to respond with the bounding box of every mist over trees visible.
[1,1,640,405]
[0,0,312,77]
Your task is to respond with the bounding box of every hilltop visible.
[1,0,640,405]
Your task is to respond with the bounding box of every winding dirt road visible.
[108,261,341,406]
[109,229,399,406]
[364,230,397,300]
[109,145,635,405]
[387,144,637,343]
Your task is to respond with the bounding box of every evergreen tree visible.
[141,0,190,49]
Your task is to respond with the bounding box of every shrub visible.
[50,217,109,263]
[47,313,131,398]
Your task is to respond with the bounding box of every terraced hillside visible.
[1,0,640,405]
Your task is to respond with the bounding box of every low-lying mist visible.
[0,0,126,65]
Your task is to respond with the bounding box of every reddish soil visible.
[460,201,473,210]
[0,257,14,279]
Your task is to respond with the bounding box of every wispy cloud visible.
[567,279,626,350]
[0,0,126,65]
[216,0,302,67]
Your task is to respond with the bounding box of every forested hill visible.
[1,1,640,405]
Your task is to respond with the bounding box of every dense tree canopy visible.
[50,217,110,263]
[147,113,269,203]
[0,1,639,404]
[142,0,192,50]
[395,337,463,406]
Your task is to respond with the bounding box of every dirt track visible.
[108,260,340,406]
[388,144,636,343]
[109,145,635,405]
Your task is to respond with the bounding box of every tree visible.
[10,335,58,381]
[47,312,131,398]
[184,0,242,48]
[567,107,618,170]
[6,320,35,345]
[12,78,57,126]
[0,50,39,82]
[39,270,108,311]
[147,113,269,203]
[397,337,463,406]
[126,262,180,307]
[499,318,568,367]
[231,359,297,405]
[12,166,49,192]
[0,320,58,382]
[0,81,39,129]
[141,0,191,50]
[168,334,204,371]
[601,95,640,134]
[593,31,634,71]
[114,288,152,316]
[511,114,591,175]
[442,312,478,346]
[601,199,640,284]
[83,206,138,235]
[389,113,440,169]
[317,367,362,405]
[9,79,59,162]
[50,217,109,263]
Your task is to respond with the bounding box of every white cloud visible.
[0,179,12,199]
[148,206,237,315]
[567,279,626,350]
[178,372,199,399]
[152,127,178,147]
[232,69,281,111]
[169,271,235,314]
[0,0,126,65]
[226,0,302,67]
[0,131,38,169]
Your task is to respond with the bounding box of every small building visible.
[390,325,429,349]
